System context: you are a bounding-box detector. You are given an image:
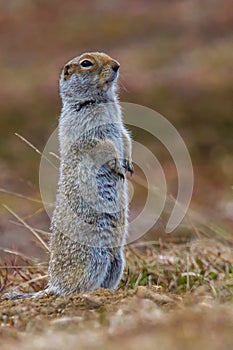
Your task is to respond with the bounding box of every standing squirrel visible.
[1,52,133,301]
[48,52,133,295]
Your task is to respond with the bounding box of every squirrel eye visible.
[80,60,94,68]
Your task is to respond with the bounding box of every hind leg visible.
[76,247,113,293]
[48,247,111,295]
[101,249,124,289]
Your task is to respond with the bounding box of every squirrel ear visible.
[63,64,75,80]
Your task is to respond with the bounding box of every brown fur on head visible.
[59,52,120,103]
[61,52,120,90]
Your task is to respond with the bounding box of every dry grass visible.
[0,238,233,350]
[1,237,233,299]
[0,182,233,350]
[0,133,233,349]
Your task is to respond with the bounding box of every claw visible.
[118,171,125,181]
[123,159,134,176]
[108,158,125,180]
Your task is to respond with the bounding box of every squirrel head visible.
[59,52,120,104]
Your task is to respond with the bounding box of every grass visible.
[126,241,233,299]
[0,141,232,349]
[0,134,232,299]
[0,225,233,301]
[1,222,233,349]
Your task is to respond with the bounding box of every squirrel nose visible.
[111,61,120,72]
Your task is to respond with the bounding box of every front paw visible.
[108,158,125,180]
[123,159,134,176]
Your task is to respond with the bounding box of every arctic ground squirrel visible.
[1,52,133,301]
[48,52,133,295]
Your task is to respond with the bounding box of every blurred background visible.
[0,0,232,259]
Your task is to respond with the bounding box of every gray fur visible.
[47,52,133,295]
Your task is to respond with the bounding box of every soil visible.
[1,286,233,350]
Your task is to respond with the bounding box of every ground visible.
[1,240,233,350]
[1,289,233,350]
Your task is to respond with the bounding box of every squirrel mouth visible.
[104,71,118,84]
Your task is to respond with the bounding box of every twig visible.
[9,220,50,236]
[15,133,58,170]
[22,207,45,220]
[132,240,161,247]
[0,265,47,269]
[2,205,49,252]
[11,274,48,291]
[0,188,48,204]
[0,247,39,262]
[49,152,60,160]
[134,271,143,288]
[0,264,9,293]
